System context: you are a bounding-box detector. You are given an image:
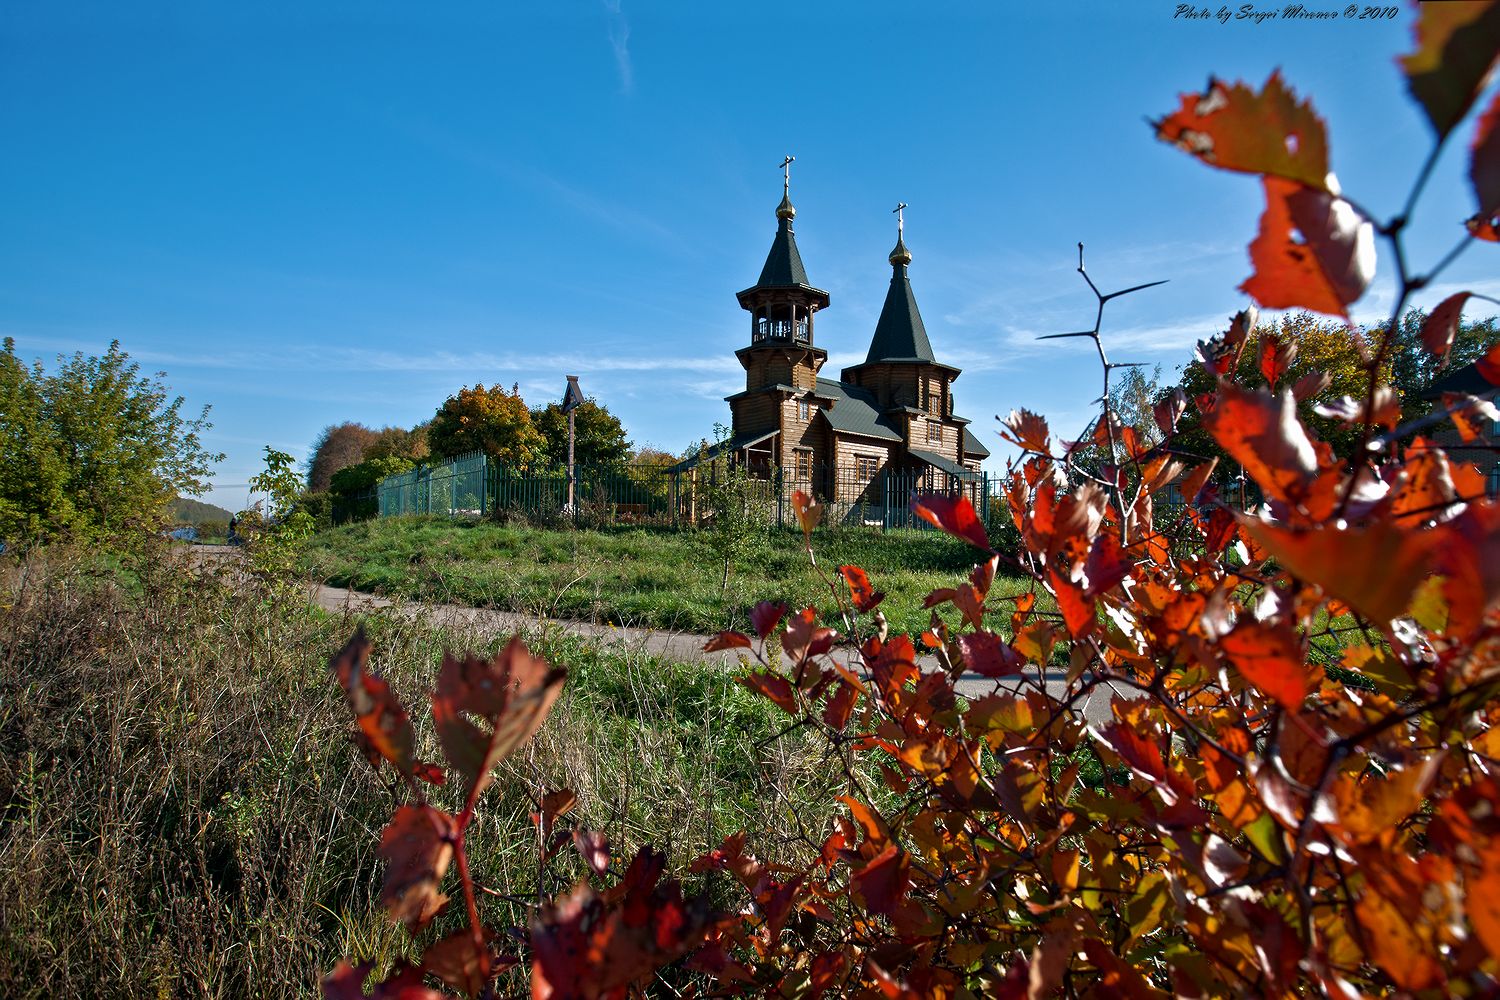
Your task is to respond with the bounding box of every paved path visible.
[189,545,1117,722]
[310,583,1118,725]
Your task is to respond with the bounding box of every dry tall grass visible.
[0,542,832,998]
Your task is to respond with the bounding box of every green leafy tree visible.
[1387,307,1499,423]
[0,338,220,541]
[531,398,630,468]
[1165,311,1392,472]
[429,384,544,467]
[244,446,314,589]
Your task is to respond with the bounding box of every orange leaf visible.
[1219,621,1309,710]
[1001,408,1051,453]
[1331,756,1442,843]
[1047,567,1096,639]
[1203,381,1321,504]
[1240,176,1374,319]
[378,805,456,932]
[1153,71,1331,190]
[791,489,822,538]
[1470,211,1500,242]
[911,493,992,551]
[1400,0,1500,139]
[1478,342,1500,385]
[1243,516,1437,624]
[1356,890,1443,990]
[330,629,417,778]
[839,564,885,613]
[1179,458,1218,506]
[739,671,797,714]
[1467,838,1500,961]
[1443,391,1500,442]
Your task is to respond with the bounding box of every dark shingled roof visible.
[909,448,980,480]
[962,426,991,459]
[758,217,810,288]
[865,262,936,364]
[1424,359,1500,400]
[815,378,903,441]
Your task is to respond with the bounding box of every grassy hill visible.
[170,496,233,524]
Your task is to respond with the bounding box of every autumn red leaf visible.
[1001,407,1051,453]
[750,600,787,640]
[1432,500,1500,637]
[1152,387,1187,437]
[852,843,911,917]
[1331,757,1442,843]
[1240,177,1375,319]
[839,564,886,613]
[1095,720,1167,783]
[1421,292,1474,363]
[782,605,836,665]
[1153,71,1331,190]
[330,629,417,778]
[323,961,445,1000]
[531,849,715,1000]
[739,671,797,714]
[573,829,611,875]
[431,637,566,797]
[911,493,991,552]
[1312,386,1400,430]
[412,762,446,786]
[378,805,456,932]
[1466,840,1500,960]
[822,679,858,730]
[1399,0,1500,139]
[1289,369,1332,402]
[422,929,505,999]
[956,630,1023,679]
[703,630,752,652]
[1258,331,1298,387]
[1219,621,1309,710]
[1242,516,1437,624]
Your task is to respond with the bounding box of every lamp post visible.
[561,375,584,509]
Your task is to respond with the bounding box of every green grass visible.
[0,540,838,998]
[303,516,1034,638]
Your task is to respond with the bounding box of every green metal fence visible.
[370,452,1009,532]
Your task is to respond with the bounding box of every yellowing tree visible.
[427,384,545,467]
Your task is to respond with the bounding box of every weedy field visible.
[0,541,833,998]
[302,516,1037,638]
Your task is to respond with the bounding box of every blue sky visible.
[4,1,1497,511]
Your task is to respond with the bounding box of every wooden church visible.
[699,166,989,504]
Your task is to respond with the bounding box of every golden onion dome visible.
[888,235,912,266]
[776,192,796,221]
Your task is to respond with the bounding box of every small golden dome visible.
[889,235,912,266]
[777,193,796,221]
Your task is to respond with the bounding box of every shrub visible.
[323,9,1500,996]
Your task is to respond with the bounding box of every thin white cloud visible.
[604,1,633,95]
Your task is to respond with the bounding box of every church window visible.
[927,420,942,443]
[856,455,879,481]
[798,399,812,421]
[795,450,813,481]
